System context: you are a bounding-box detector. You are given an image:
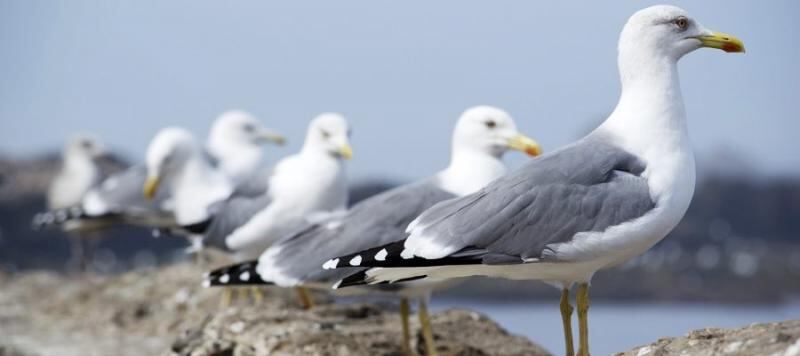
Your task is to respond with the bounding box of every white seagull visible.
[43,134,105,270]
[186,113,353,262]
[46,134,105,211]
[202,106,541,354]
[184,113,351,306]
[206,110,285,190]
[327,6,745,356]
[33,111,284,232]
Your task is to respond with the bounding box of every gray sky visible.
[1,1,798,181]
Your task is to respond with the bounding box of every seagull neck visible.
[63,151,98,179]
[601,55,690,155]
[299,145,341,165]
[207,141,262,184]
[437,149,506,196]
[599,52,696,213]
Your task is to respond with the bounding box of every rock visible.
[618,320,800,356]
[0,263,548,356]
[167,305,546,356]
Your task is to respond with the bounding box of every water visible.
[431,300,800,355]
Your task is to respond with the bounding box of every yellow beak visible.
[258,131,286,146]
[338,143,353,160]
[694,31,745,53]
[143,176,161,200]
[507,134,542,157]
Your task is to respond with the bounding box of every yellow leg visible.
[576,283,590,356]
[296,287,315,310]
[418,298,438,356]
[400,297,413,356]
[219,288,233,308]
[560,288,575,356]
[250,286,265,305]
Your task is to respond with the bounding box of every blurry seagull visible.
[46,134,105,211]
[203,106,541,354]
[159,113,352,305]
[186,113,352,260]
[327,6,744,356]
[33,111,284,233]
[44,134,105,270]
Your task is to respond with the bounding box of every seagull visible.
[46,134,105,211]
[44,134,104,270]
[142,127,236,229]
[32,111,285,232]
[206,110,286,189]
[186,113,353,260]
[202,106,541,355]
[185,113,352,306]
[326,6,744,356]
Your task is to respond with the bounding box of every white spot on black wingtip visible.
[239,271,250,281]
[331,280,342,290]
[349,255,362,266]
[400,248,414,259]
[375,249,388,261]
[219,274,230,284]
[322,258,339,270]
[202,279,211,288]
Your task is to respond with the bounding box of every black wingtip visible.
[31,206,90,230]
[325,240,411,270]
[334,269,371,289]
[203,260,273,287]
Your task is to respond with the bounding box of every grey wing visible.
[84,166,175,223]
[202,194,273,250]
[231,167,271,198]
[268,179,456,284]
[406,134,656,264]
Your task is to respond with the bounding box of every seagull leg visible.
[576,283,591,356]
[250,286,264,305]
[68,235,85,273]
[296,287,314,310]
[418,297,439,356]
[560,287,575,356]
[219,288,233,308]
[400,297,413,356]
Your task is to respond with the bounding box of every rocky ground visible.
[1,263,798,356]
[0,263,546,356]
[619,320,800,356]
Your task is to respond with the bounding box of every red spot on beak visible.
[723,43,741,53]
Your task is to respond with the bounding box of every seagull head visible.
[66,134,105,159]
[209,110,285,149]
[143,127,198,200]
[452,106,541,158]
[303,113,353,160]
[620,5,744,63]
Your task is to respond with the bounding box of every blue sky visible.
[1,1,798,181]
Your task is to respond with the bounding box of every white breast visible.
[224,153,347,257]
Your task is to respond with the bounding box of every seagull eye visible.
[242,123,256,133]
[485,120,497,129]
[673,17,689,31]
[321,130,331,139]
